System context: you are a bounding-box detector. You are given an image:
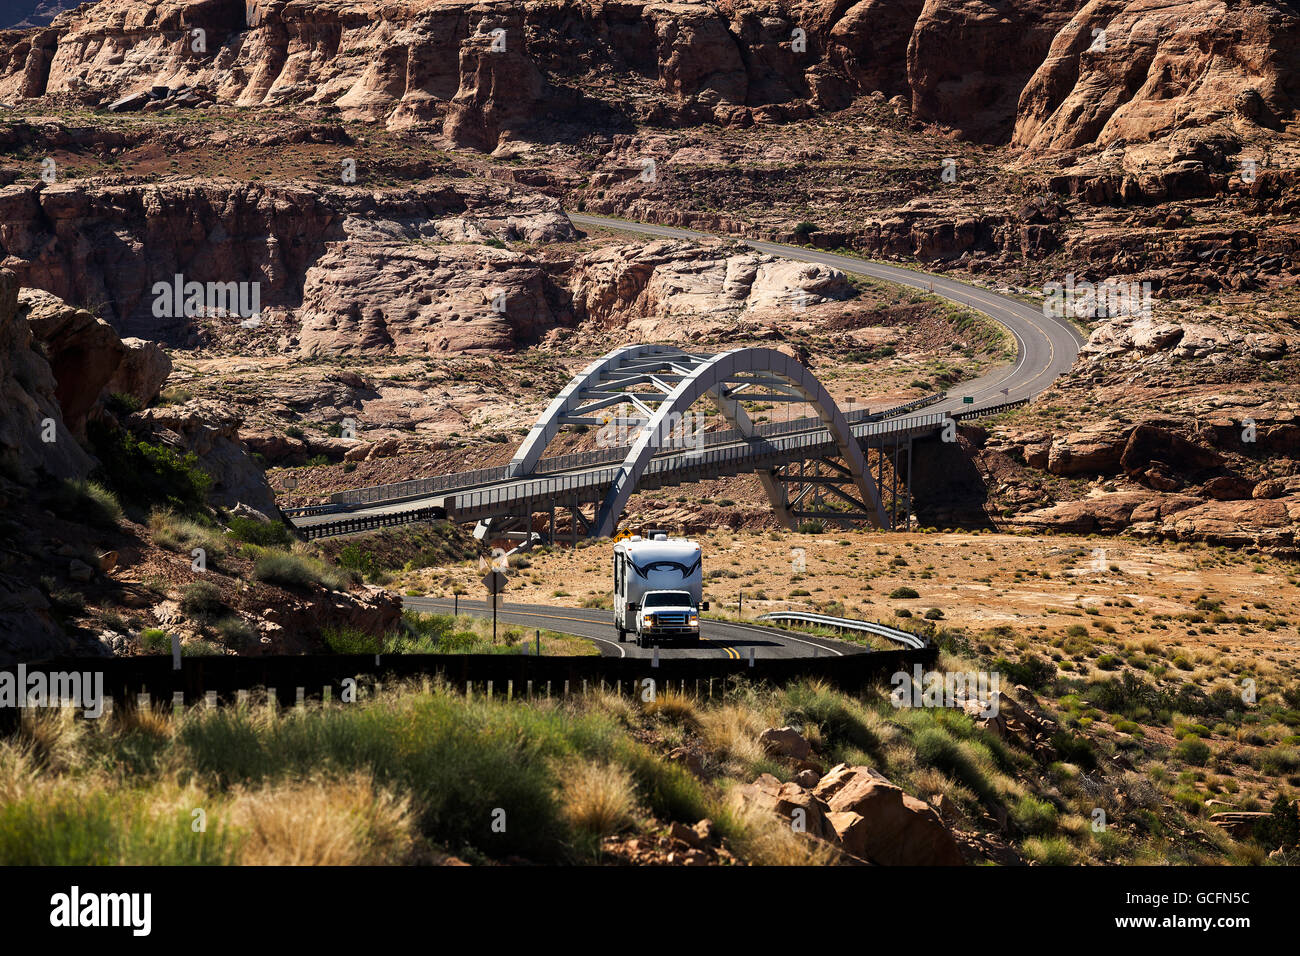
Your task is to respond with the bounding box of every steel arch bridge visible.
[478,343,890,541]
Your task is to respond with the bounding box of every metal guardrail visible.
[301,409,957,535]
[0,643,938,719]
[757,611,930,650]
[297,505,447,540]
[281,503,348,518]
[952,397,1030,421]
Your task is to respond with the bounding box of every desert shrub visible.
[1050,730,1098,771]
[992,655,1056,691]
[104,392,141,416]
[889,587,919,599]
[139,628,171,654]
[227,515,293,548]
[180,580,227,621]
[322,626,383,655]
[1174,733,1211,767]
[252,552,349,591]
[911,726,996,802]
[1021,836,1078,865]
[1257,795,1300,850]
[557,760,639,844]
[49,479,122,528]
[88,421,211,513]
[1011,795,1059,835]
[149,509,226,561]
[792,221,820,241]
[338,543,382,579]
[214,616,259,649]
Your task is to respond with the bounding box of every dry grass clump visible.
[643,688,700,728]
[556,759,641,840]
[726,799,839,866]
[698,703,769,772]
[226,773,415,865]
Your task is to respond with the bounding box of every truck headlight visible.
[688,614,699,627]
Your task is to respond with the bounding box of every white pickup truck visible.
[612,535,707,647]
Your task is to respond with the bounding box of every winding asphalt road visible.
[568,212,1085,411]
[403,597,869,661]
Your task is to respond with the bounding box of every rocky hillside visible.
[0,0,1294,158]
[0,175,896,351]
[0,267,417,663]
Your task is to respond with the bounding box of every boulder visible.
[1209,811,1272,840]
[1046,430,1125,476]
[0,270,92,482]
[20,288,125,437]
[759,726,812,761]
[812,764,964,865]
[133,400,279,519]
[730,773,838,842]
[1253,478,1287,500]
[104,337,172,408]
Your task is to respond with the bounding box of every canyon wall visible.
[0,0,1293,150]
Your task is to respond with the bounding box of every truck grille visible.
[653,612,689,627]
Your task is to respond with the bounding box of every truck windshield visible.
[643,592,691,607]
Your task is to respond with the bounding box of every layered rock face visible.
[296,208,575,356]
[568,238,855,331]
[0,177,576,345]
[0,0,1293,151]
[1014,0,1300,152]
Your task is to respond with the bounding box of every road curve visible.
[403,597,869,661]
[567,212,1085,411]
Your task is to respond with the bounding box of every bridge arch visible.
[588,347,888,537]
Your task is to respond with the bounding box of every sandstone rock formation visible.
[568,238,854,334]
[296,218,570,356]
[18,288,171,437]
[0,178,576,347]
[813,763,965,865]
[0,0,1292,155]
[0,268,91,481]
[732,763,965,865]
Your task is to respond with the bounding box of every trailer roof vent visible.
[653,533,667,541]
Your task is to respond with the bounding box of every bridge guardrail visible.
[756,611,930,650]
[297,505,448,540]
[952,397,1030,421]
[323,392,951,510]
[304,402,1024,534]
[281,503,348,518]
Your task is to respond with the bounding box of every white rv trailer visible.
[612,533,706,647]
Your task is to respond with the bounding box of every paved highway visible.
[403,597,868,660]
[568,212,1084,412]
